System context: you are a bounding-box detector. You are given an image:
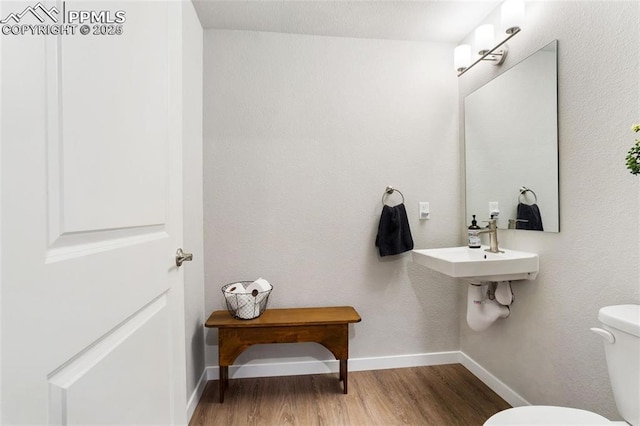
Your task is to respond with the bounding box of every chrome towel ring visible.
[519,186,538,205]
[381,186,405,205]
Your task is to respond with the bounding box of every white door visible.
[1,1,187,424]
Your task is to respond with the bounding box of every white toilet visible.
[485,304,640,425]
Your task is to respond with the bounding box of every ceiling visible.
[192,1,501,44]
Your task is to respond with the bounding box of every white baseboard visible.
[186,350,529,422]
[350,351,461,372]
[203,350,461,381]
[186,369,208,421]
[459,351,529,408]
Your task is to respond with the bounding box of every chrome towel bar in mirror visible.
[518,186,538,205]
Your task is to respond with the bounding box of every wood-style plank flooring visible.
[189,364,510,425]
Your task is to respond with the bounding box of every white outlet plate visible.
[489,201,499,217]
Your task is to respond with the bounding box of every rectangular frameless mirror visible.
[465,40,559,232]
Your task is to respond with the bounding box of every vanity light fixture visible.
[454,0,524,77]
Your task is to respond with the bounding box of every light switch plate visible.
[419,202,430,220]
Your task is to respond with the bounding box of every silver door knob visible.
[175,248,193,267]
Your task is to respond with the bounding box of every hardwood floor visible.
[189,364,511,425]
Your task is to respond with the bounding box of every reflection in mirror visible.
[465,40,559,232]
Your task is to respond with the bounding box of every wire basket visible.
[221,281,272,320]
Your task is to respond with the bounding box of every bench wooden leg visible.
[340,359,348,394]
[219,366,228,403]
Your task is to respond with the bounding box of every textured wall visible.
[203,30,462,366]
[458,1,640,420]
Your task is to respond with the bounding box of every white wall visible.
[181,0,204,408]
[458,1,640,420]
[203,30,462,368]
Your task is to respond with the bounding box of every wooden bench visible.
[205,306,361,403]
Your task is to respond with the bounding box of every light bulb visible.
[454,44,471,72]
[475,24,495,56]
[501,0,524,34]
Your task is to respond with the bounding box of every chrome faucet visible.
[478,218,503,253]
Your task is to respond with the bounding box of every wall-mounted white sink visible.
[412,246,539,282]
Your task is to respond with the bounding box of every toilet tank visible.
[598,304,640,426]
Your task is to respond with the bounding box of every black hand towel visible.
[516,203,544,231]
[375,203,414,257]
